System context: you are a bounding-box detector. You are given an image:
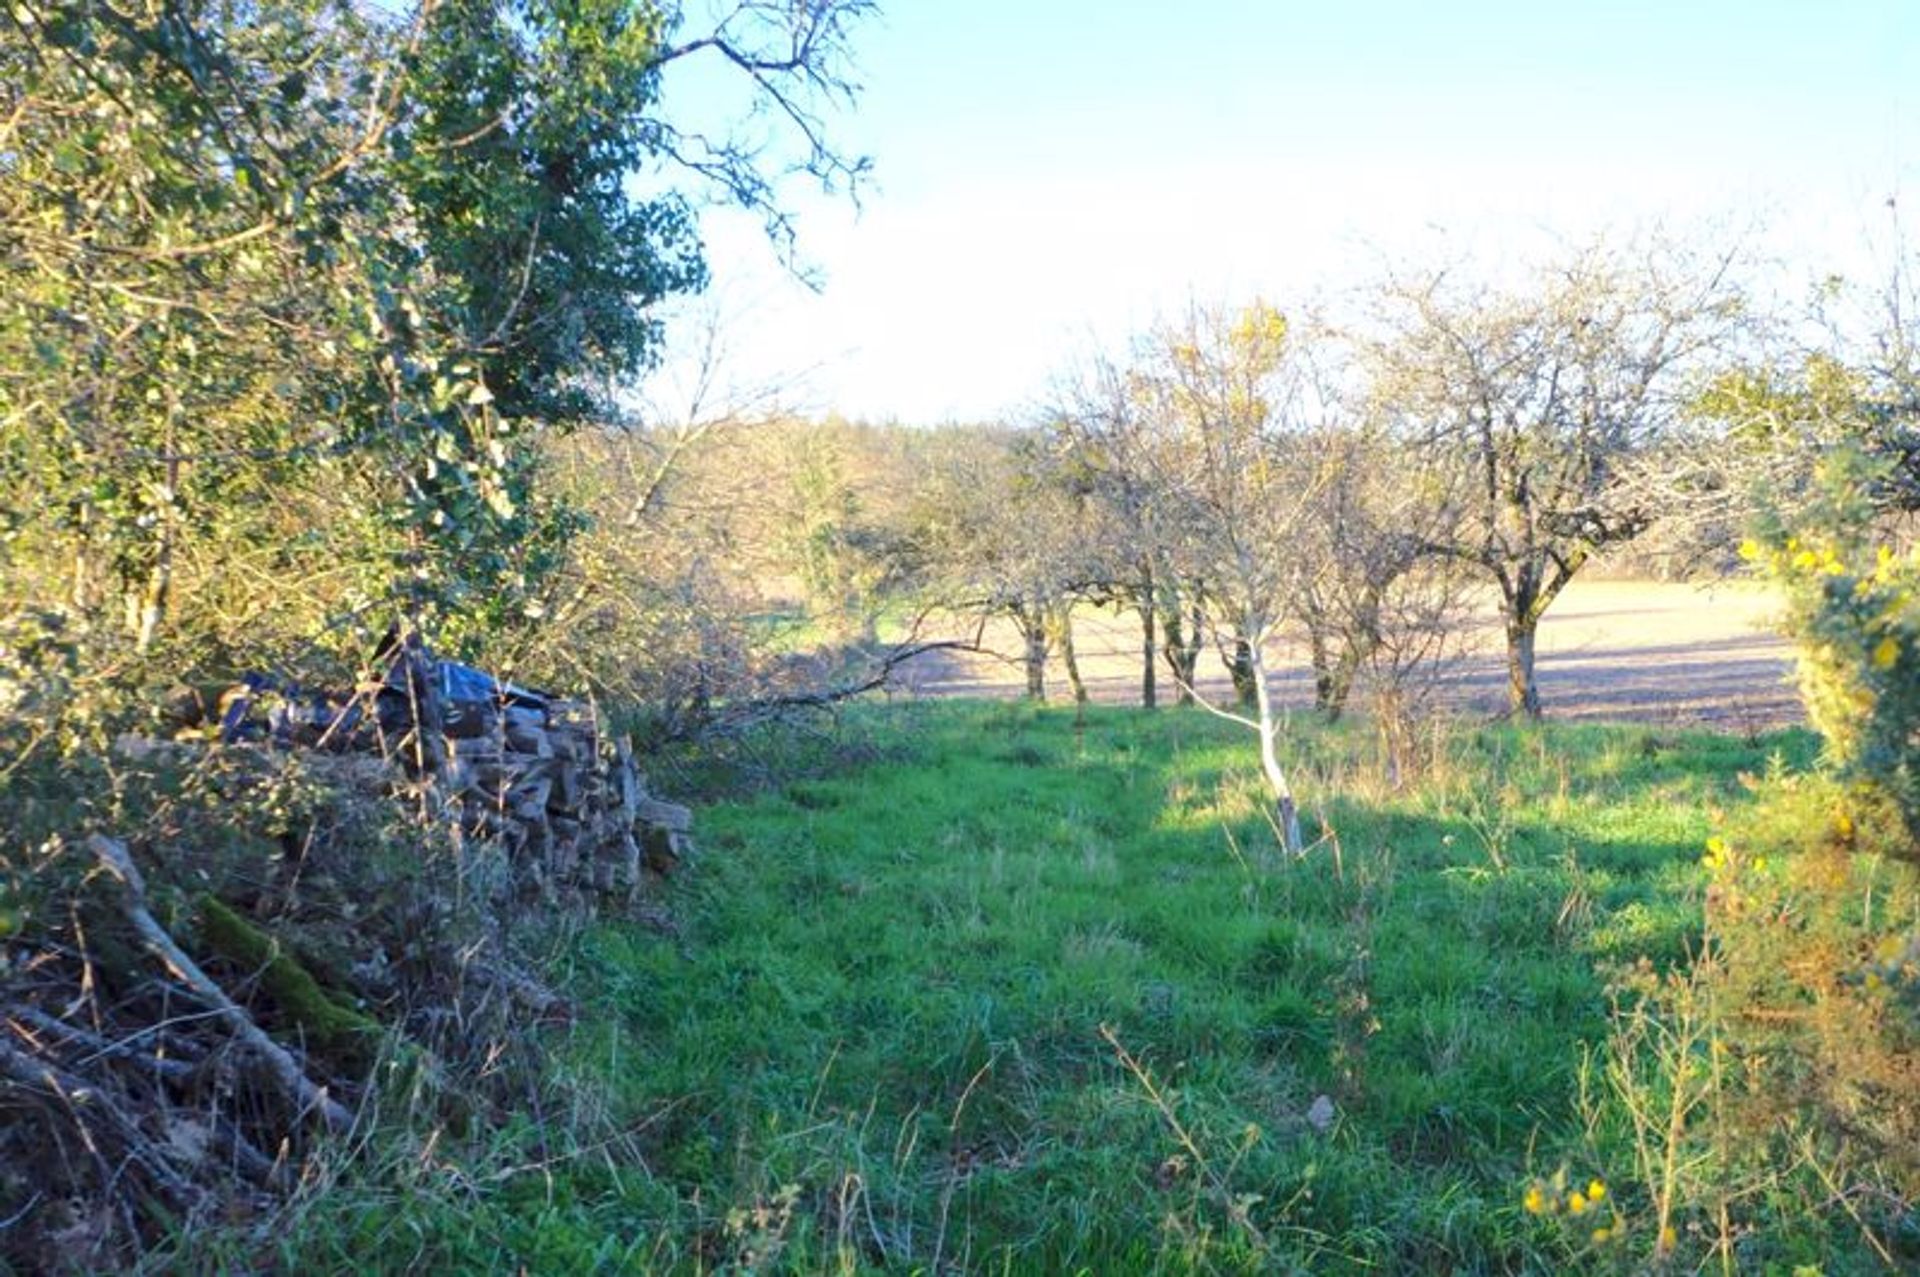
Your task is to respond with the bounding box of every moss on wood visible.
[194,895,380,1070]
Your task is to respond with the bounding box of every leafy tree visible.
[392,0,707,425]
[3,0,393,655]
[0,0,869,673]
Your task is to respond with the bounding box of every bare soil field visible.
[895,579,1801,730]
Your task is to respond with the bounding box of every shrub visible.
[1744,445,1920,857]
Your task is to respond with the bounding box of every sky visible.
[644,1,1920,425]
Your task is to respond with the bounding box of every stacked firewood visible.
[434,689,694,899]
[212,635,694,900]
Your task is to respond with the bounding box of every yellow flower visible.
[1591,1226,1612,1244]
[1659,1224,1678,1251]
[1523,1185,1548,1215]
[1874,636,1900,669]
[1568,1191,1589,1215]
[1586,1179,1606,1201]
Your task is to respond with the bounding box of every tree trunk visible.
[72,546,92,615]
[1160,601,1199,706]
[1376,686,1410,790]
[1020,607,1048,700]
[70,503,93,614]
[1227,636,1257,709]
[1048,604,1087,704]
[1506,617,1542,719]
[1137,573,1158,709]
[134,543,172,654]
[1309,623,1340,719]
[1324,642,1363,722]
[1249,638,1304,855]
[134,455,180,655]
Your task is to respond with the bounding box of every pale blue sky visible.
[651,1,1920,423]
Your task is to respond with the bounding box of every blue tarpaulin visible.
[437,660,547,708]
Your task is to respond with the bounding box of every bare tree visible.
[652,0,877,272]
[912,428,1098,700]
[1058,302,1334,853]
[1360,237,1748,717]
[1044,352,1182,708]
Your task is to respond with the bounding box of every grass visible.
[257,701,1825,1274]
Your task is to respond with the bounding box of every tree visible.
[1046,347,1202,709]
[1058,302,1331,853]
[0,0,872,669]
[391,0,707,427]
[2,0,402,655]
[913,428,1097,701]
[1360,239,1747,717]
[1292,422,1438,721]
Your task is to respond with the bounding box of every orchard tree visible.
[1059,302,1332,853]
[1139,302,1334,852]
[1047,346,1213,709]
[1361,239,1747,717]
[913,428,1097,700]
[1292,423,1434,720]
[1046,355,1153,704]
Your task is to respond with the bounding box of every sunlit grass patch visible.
[253,700,1867,1273]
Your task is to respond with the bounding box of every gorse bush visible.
[1565,400,1920,1268]
[1745,446,1920,852]
[1576,775,1920,1272]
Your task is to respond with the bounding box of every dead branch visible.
[85,835,353,1133]
[0,1033,202,1211]
[10,1008,196,1083]
[704,638,986,736]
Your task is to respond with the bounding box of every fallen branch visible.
[0,1033,202,1211]
[8,1008,286,1188]
[10,1008,196,1083]
[704,637,987,737]
[86,835,353,1133]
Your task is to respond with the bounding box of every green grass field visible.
[260,701,1842,1274]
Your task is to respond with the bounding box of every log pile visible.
[218,634,694,900]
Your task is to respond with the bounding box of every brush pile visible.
[0,635,692,1270]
